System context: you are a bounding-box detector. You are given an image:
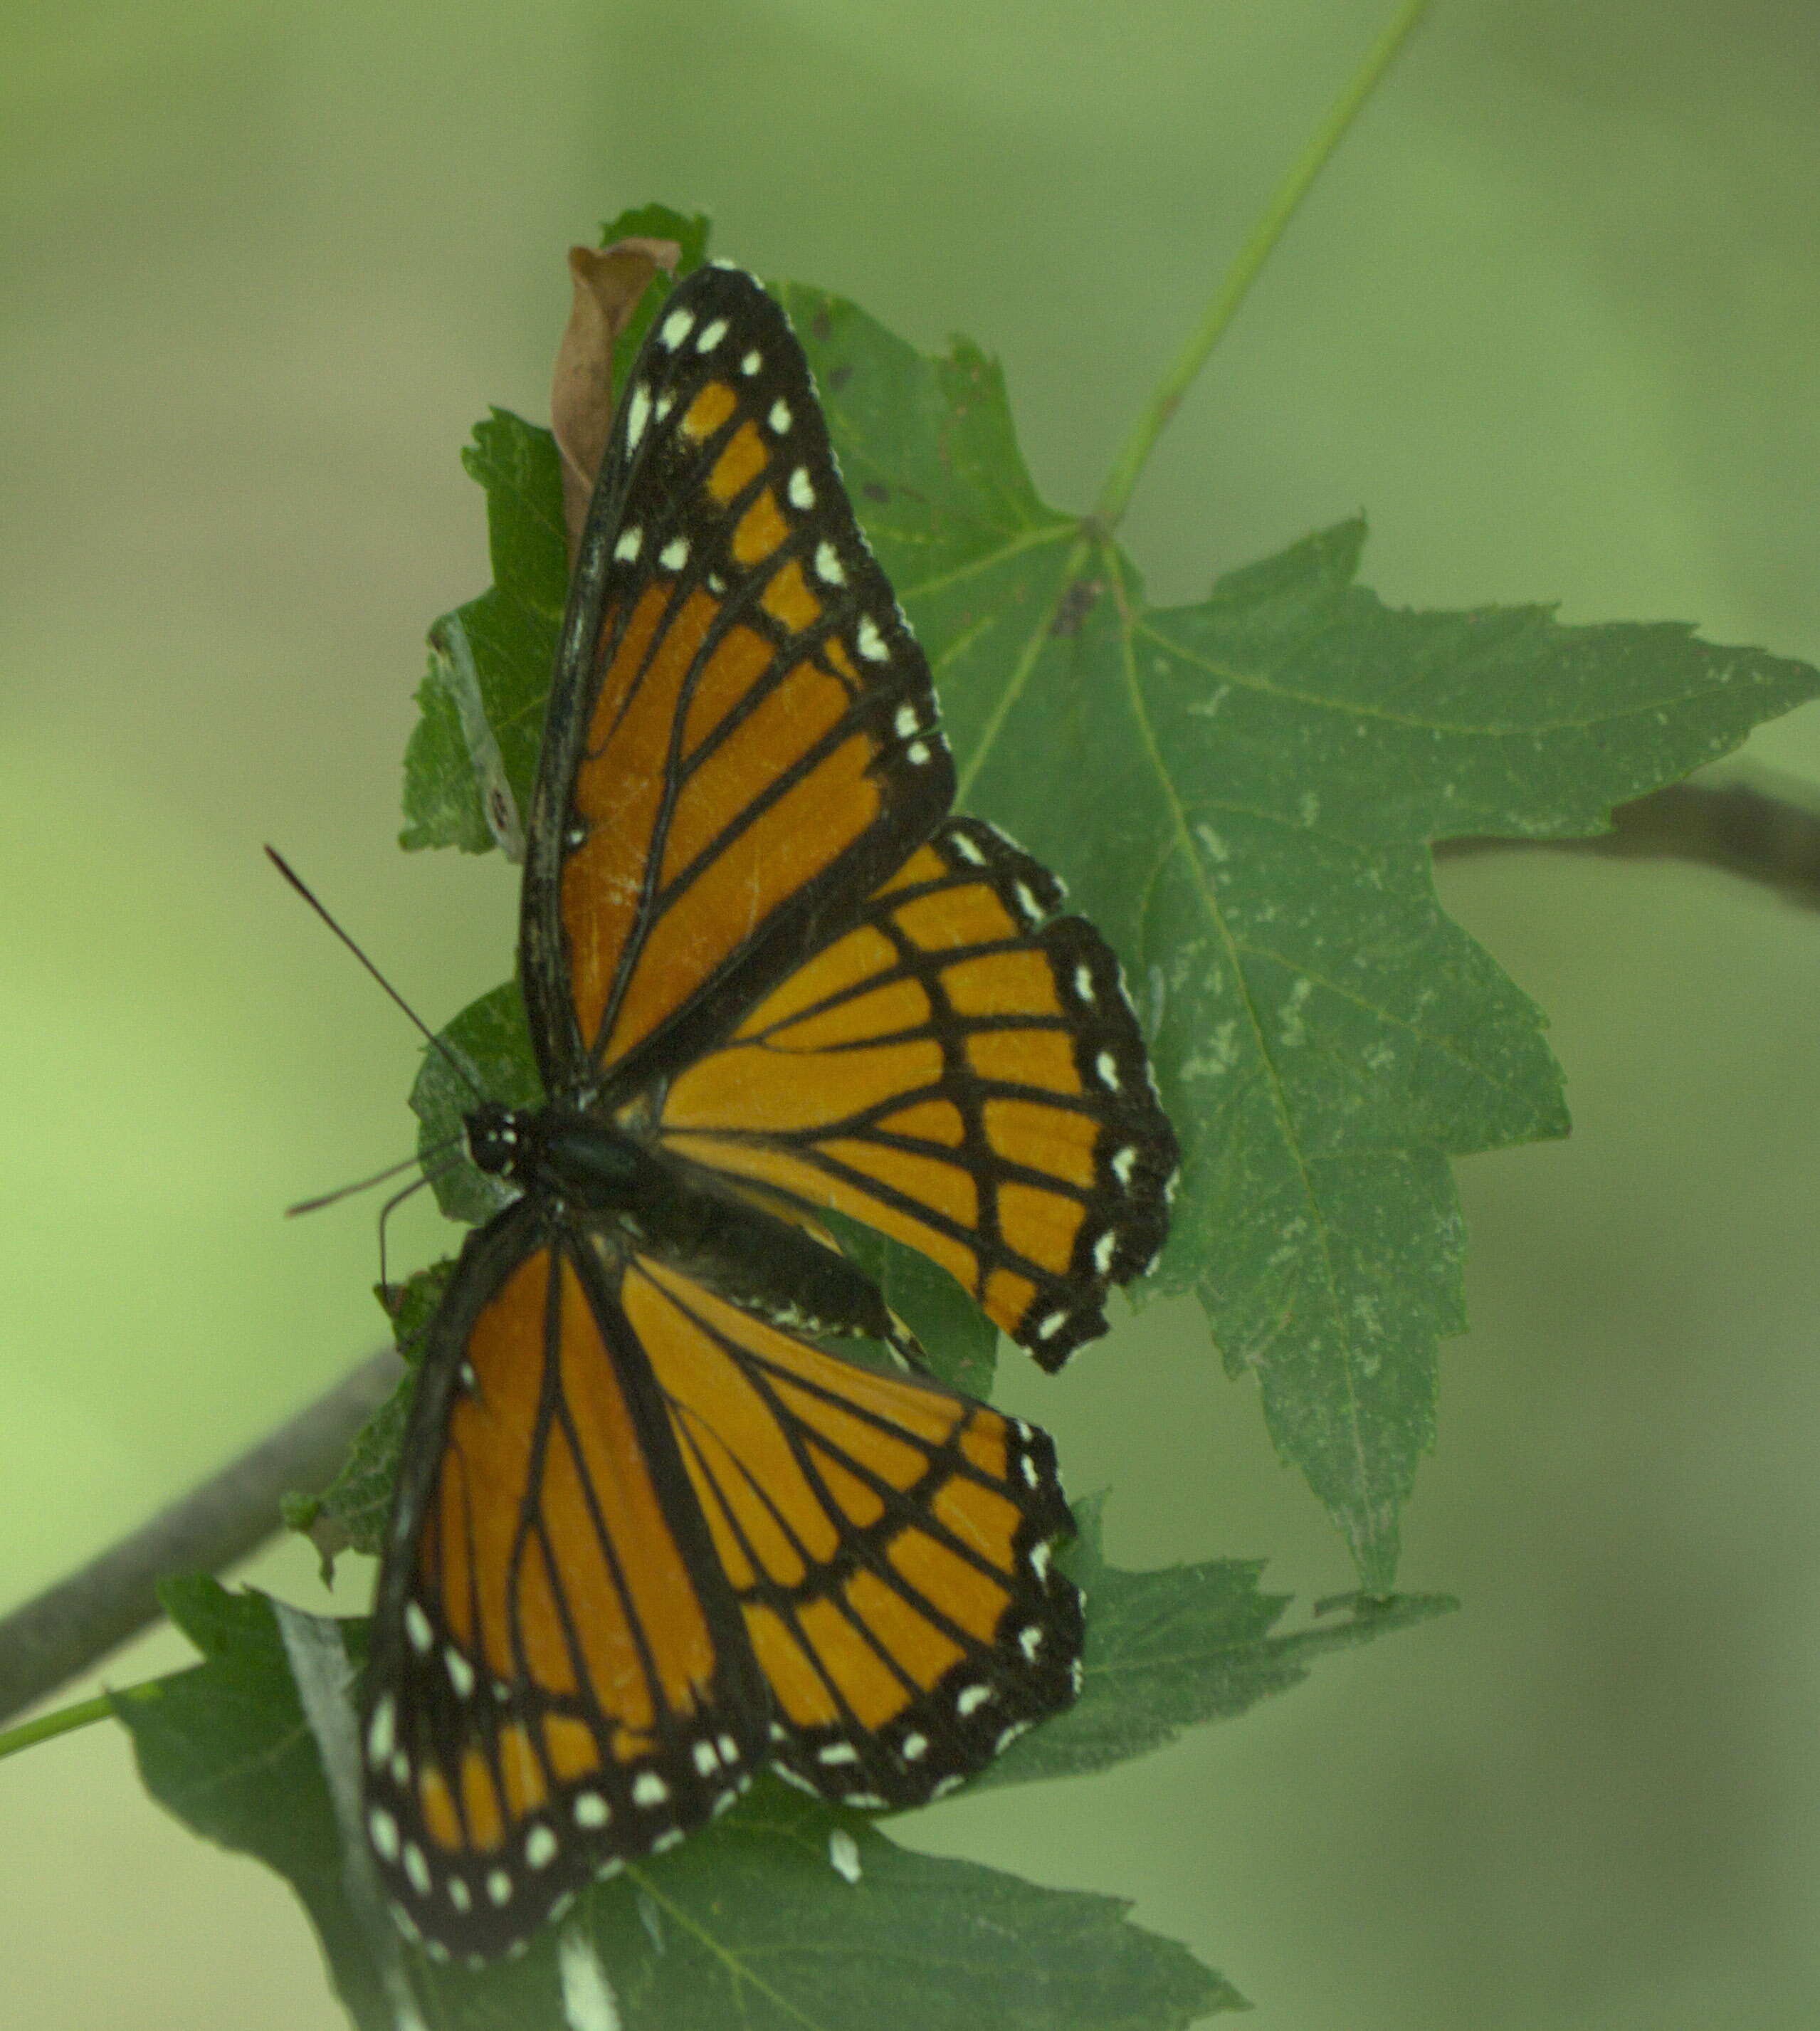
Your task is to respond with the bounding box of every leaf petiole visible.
[0,1681,158,1762]
[1092,0,1437,532]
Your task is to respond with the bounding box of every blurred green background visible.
[5,2,1819,2024]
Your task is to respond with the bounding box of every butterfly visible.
[358,259,1178,1962]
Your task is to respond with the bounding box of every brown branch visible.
[0,1350,403,1728]
[1436,775,1820,912]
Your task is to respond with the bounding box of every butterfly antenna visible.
[264,846,486,1102]
[285,1130,467,1219]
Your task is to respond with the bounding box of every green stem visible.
[1092,0,1437,530]
[0,1681,158,1762]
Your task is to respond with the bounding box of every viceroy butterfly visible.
[359,259,1178,1961]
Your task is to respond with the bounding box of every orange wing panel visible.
[818,1137,980,1227]
[794,1597,907,1728]
[885,1528,1009,1645]
[941,948,1061,1017]
[843,1568,964,1684]
[458,1749,505,1852]
[418,1768,463,1852]
[733,487,789,565]
[683,380,738,440]
[680,621,774,757]
[426,1248,719,1716]
[706,421,767,503]
[965,1027,1081,1091]
[983,1097,1099,1187]
[561,584,708,1051]
[663,1038,945,1135]
[428,1247,547,1679]
[767,975,932,1051]
[681,1417,811,1589]
[760,558,822,633]
[656,659,851,884]
[745,1605,841,1727]
[661,1132,985,1296]
[602,731,884,1066]
[730,922,900,1038]
[877,1098,967,1146]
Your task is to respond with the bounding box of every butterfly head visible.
[464,1101,530,1180]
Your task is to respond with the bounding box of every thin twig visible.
[0,1349,402,1728]
[1092,0,1436,531]
[1437,775,1820,913]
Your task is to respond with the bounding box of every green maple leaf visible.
[401,232,1819,1588]
[280,1264,454,1570]
[987,1494,1452,1788]
[778,287,1819,1590]
[120,1513,1443,2030]
[399,411,567,859]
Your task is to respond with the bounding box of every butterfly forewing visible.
[522,265,954,1102]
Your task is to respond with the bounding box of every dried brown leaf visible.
[552,238,678,555]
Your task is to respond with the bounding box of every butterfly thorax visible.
[465,1099,645,1205]
[463,1098,891,1343]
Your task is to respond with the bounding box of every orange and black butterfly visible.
[359,262,1177,1961]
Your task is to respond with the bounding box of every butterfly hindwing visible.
[624,1256,1083,1807]
[522,264,954,1101]
[362,1205,769,1959]
[657,816,1179,1368]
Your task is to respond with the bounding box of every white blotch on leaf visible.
[828,1830,862,1884]
[1278,977,1313,1048]
[1180,1021,1238,1079]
